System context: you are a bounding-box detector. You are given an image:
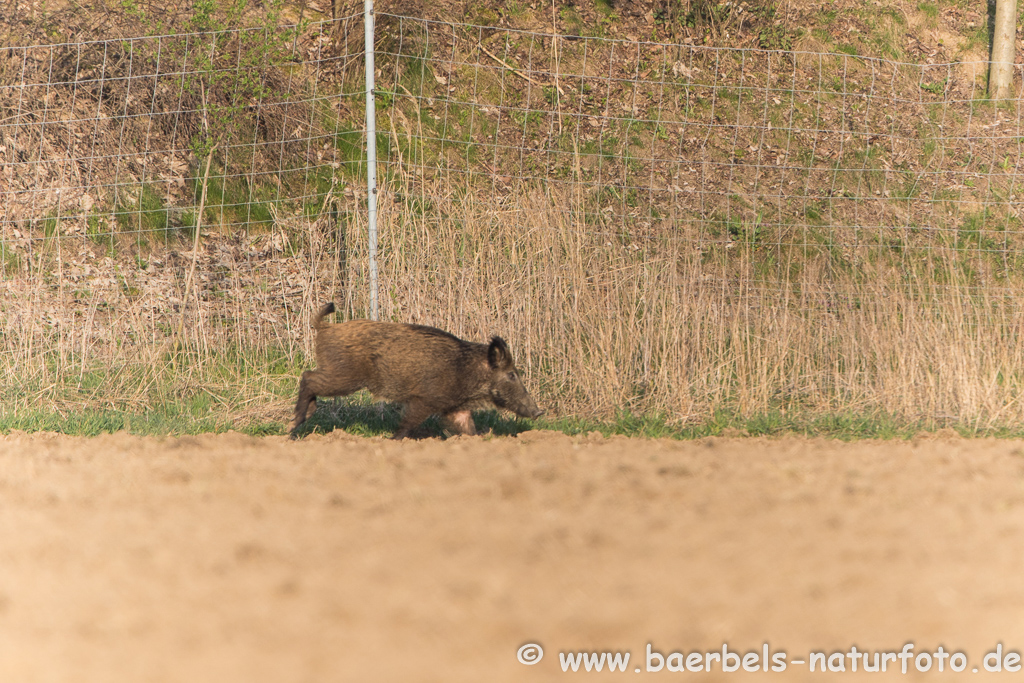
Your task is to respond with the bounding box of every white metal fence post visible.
[990,0,1017,100]
[364,0,379,320]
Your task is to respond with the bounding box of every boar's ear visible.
[487,336,513,371]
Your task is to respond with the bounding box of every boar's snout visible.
[517,396,545,419]
[526,404,545,419]
[499,387,544,420]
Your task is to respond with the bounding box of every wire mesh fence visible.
[374,14,1024,285]
[3,13,1024,425]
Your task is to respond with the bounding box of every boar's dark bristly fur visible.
[290,302,544,439]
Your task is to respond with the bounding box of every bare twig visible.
[478,42,565,96]
[175,145,216,350]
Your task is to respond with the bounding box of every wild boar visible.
[290,302,544,439]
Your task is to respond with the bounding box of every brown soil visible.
[2,430,1023,681]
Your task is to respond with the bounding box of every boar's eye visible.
[508,371,516,381]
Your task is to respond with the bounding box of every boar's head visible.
[486,337,544,419]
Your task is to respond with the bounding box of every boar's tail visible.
[312,302,336,329]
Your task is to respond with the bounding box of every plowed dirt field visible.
[1,430,1023,681]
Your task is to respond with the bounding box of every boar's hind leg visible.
[393,398,436,440]
[290,368,342,436]
[290,370,318,435]
[442,410,477,436]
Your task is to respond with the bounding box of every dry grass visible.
[4,177,1024,431]
[351,178,1024,428]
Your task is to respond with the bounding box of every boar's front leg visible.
[442,410,477,436]
[393,398,436,440]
